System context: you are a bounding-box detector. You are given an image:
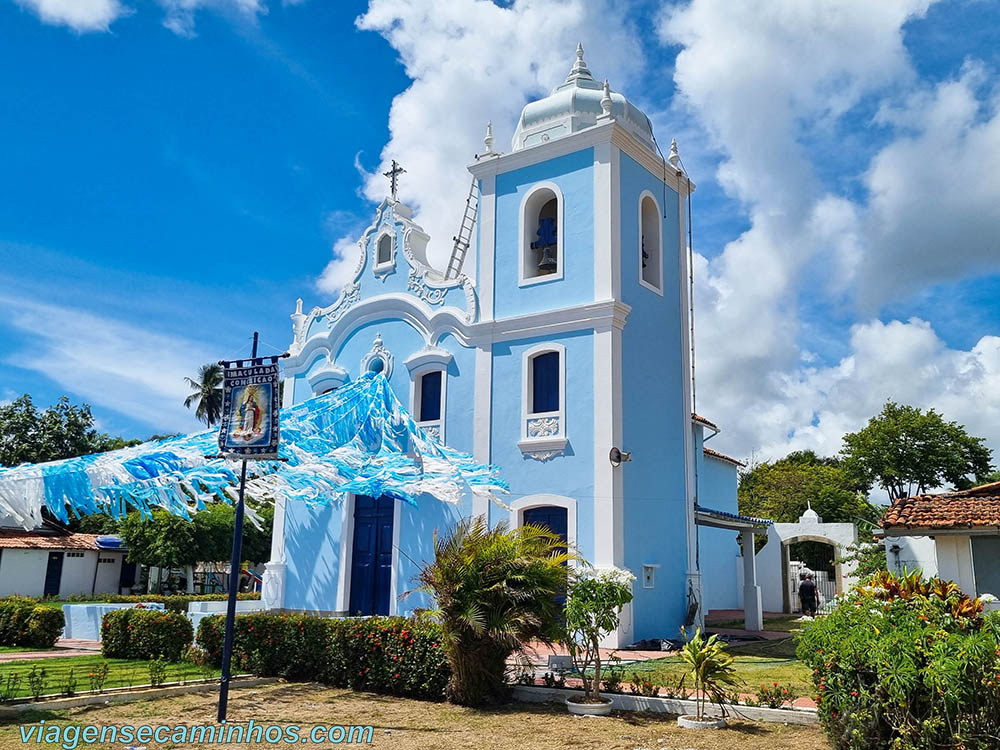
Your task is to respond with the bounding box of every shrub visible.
[23,606,65,648]
[751,682,798,709]
[101,609,193,661]
[797,569,1000,749]
[416,518,573,706]
[562,567,635,702]
[197,613,449,701]
[0,600,64,648]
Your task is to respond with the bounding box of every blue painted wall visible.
[487,330,596,565]
[618,151,690,639]
[493,148,595,319]
[699,449,742,611]
[284,315,478,613]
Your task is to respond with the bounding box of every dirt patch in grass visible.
[0,682,827,749]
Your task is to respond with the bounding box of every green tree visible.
[0,395,137,468]
[183,363,224,427]
[841,401,994,500]
[118,504,273,570]
[416,517,574,707]
[739,450,878,525]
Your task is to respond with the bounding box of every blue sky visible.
[1,0,999,465]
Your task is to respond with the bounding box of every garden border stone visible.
[513,685,818,725]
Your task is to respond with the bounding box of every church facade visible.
[262,47,758,645]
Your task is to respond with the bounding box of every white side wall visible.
[93,553,124,595]
[59,552,99,597]
[935,535,976,595]
[0,550,48,598]
[885,536,938,577]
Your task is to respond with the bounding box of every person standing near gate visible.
[799,574,818,616]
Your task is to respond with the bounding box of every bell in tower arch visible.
[531,215,558,274]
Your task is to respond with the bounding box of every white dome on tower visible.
[512,44,656,152]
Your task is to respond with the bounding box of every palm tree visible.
[415,517,574,707]
[184,363,224,427]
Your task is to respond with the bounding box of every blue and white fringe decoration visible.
[0,373,508,529]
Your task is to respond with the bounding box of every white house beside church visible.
[261,46,766,644]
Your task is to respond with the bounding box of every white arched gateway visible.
[755,507,859,614]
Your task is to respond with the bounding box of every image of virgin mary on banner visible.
[218,362,281,459]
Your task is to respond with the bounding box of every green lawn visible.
[0,656,220,701]
[620,639,813,695]
[707,615,806,633]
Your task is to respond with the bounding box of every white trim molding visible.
[519,342,567,461]
[283,295,631,377]
[307,363,350,395]
[518,181,564,287]
[403,347,454,376]
[509,494,578,558]
[638,190,664,295]
[360,333,394,377]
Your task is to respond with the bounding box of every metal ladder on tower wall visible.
[444,176,479,280]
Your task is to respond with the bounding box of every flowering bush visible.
[749,682,797,709]
[797,569,1000,749]
[101,608,193,661]
[197,613,449,701]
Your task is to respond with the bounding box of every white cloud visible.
[13,0,129,32]
[158,0,265,37]
[731,319,1000,465]
[14,0,271,35]
[0,296,216,433]
[858,62,1000,305]
[336,0,1000,475]
[310,0,644,294]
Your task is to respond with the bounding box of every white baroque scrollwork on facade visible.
[361,333,394,377]
[527,417,560,438]
[407,269,448,306]
[325,281,361,329]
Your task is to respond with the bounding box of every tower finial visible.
[484,120,494,154]
[668,138,681,169]
[600,79,613,117]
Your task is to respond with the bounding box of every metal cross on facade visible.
[383,160,405,201]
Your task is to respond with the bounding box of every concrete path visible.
[0,639,101,663]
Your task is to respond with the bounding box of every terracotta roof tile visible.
[881,482,1000,530]
[692,413,719,430]
[0,531,102,550]
[703,446,746,467]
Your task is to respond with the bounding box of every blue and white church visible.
[262,46,768,644]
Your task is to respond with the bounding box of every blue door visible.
[349,495,395,616]
[523,506,569,607]
[522,506,568,548]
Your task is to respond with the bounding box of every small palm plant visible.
[415,517,574,707]
[679,628,741,723]
[183,363,224,427]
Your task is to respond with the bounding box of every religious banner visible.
[218,362,281,459]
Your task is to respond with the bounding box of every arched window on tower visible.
[376,233,393,267]
[520,184,563,284]
[639,192,662,293]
